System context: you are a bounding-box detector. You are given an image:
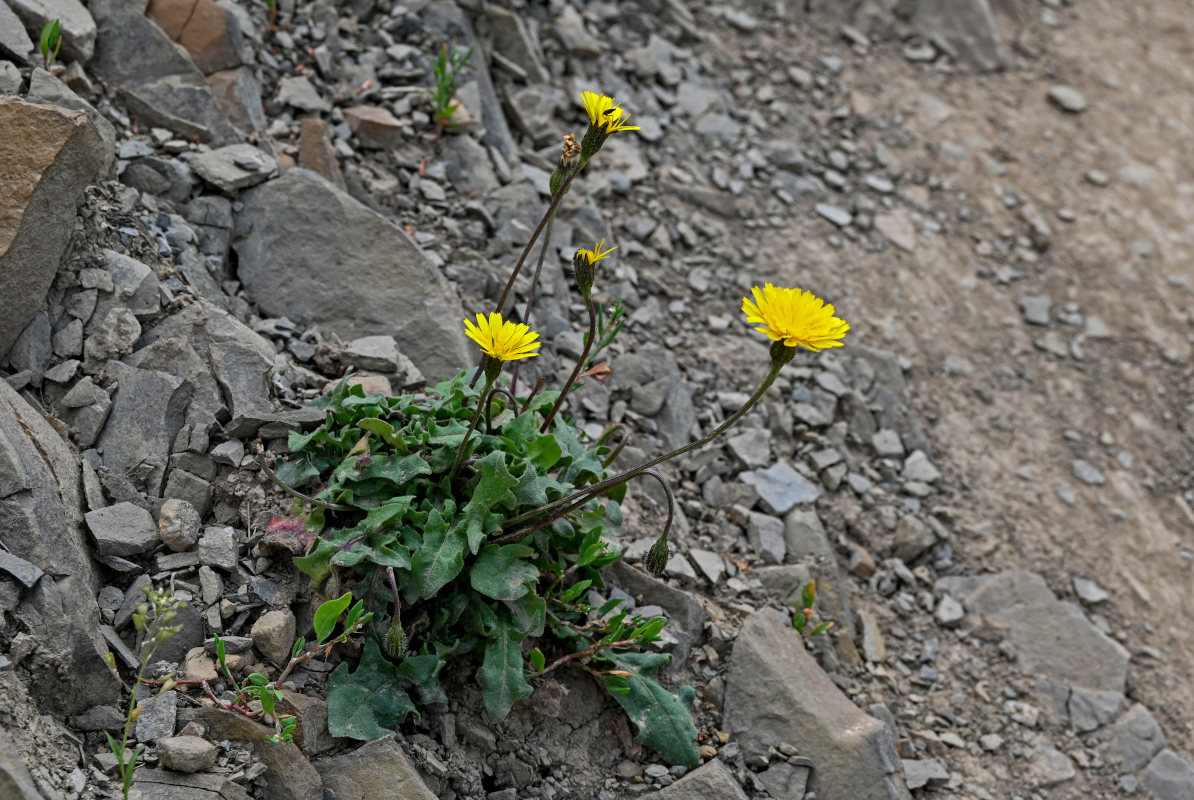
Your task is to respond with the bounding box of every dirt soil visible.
[736,0,1194,765]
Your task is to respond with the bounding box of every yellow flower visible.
[463,312,541,361]
[575,238,617,266]
[579,91,641,134]
[741,283,850,352]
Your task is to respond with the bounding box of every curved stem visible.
[256,444,347,510]
[449,377,494,479]
[510,216,555,397]
[520,377,548,415]
[486,387,518,433]
[540,299,598,432]
[499,359,785,534]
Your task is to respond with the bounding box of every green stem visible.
[449,376,494,478]
[496,357,786,541]
[540,299,598,432]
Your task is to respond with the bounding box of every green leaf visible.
[470,544,539,601]
[801,580,816,611]
[275,458,320,488]
[560,579,592,604]
[357,418,409,453]
[215,634,226,665]
[478,619,532,721]
[460,451,520,553]
[361,496,416,531]
[529,648,545,673]
[293,538,335,586]
[411,507,467,599]
[605,652,699,768]
[513,462,568,507]
[525,434,563,472]
[314,591,352,642]
[355,453,432,487]
[327,640,418,740]
[39,19,59,55]
[504,592,546,638]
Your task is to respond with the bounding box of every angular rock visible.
[0,380,119,715]
[938,571,1129,691]
[85,502,159,558]
[0,97,103,358]
[189,144,277,194]
[125,768,252,800]
[135,690,178,742]
[1141,750,1194,800]
[122,73,239,143]
[724,610,909,799]
[315,736,437,800]
[912,0,1004,71]
[607,561,706,674]
[146,0,246,74]
[208,338,274,425]
[198,526,237,571]
[275,75,328,113]
[97,249,161,318]
[250,608,295,664]
[6,312,51,382]
[1029,745,1075,788]
[739,461,820,515]
[1100,704,1167,773]
[207,66,265,133]
[96,361,191,495]
[1068,687,1124,733]
[482,5,549,83]
[7,0,97,63]
[0,727,43,800]
[155,735,218,773]
[158,498,202,552]
[234,169,470,381]
[646,759,746,799]
[90,0,199,86]
[84,307,142,361]
[747,512,786,564]
[902,758,949,790]
[0,2,34,64]
[892,515,937,561]
[343,335,401,373]
[26,68,117,175]
[345,105,404,149]
[298,116,345,190]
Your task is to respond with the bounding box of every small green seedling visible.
[39,19,62,72]
[427,43,474,135]
[793,579,836,638]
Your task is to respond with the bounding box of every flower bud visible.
[573,250,595,301]
[384,618,407,658]
[769,340,798,367]
[644,535,669,576]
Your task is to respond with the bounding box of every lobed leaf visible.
[478,619,533,721]
[328,640,418,740]
[605,651,699,768]
[470,544,539,601]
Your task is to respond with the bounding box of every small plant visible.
[793,580,836,638]
[209,592,371,743]
[39,19,62,72]
[427,42,474,135]
[269,90,850,768]
[102,587,186,799]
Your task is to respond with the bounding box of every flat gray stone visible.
[190,144,278,194]
[134,690,177,743]
[1100,704,1166,773]
[26,68,116,175]
[1048,85,1088,113]
[343,335,401,373]
[747,512,786,564]
[96,362,191,495]
[739,462,820,515]
[155,736,218,774]
[1140,749,1194,800]
[0,2,34,64]
[1068,687,1124,733]
[314,736,436,800]
[1071,459,1105,486]
[902,758,949,790]
[276,76,329,113]
[912,0,1004,71]
[233,169,470,382]
[723,609,909,800]
[0,550,43,587]
[6,0,96,62]
[85,502,158,556]
[1029,746,1075,788]
[646,759,747,799]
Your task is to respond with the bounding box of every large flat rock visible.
[0,97,103,359]
[233,169,470,382]
[723,609,910,800]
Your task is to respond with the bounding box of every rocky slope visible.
[1,1,1192,799]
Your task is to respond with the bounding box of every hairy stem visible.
[449,377,494,478]
[540,300,598,432]
[510,216,555,397]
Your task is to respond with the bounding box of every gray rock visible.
[121,73,239,144]
[482,5,549,83]
[1048,85,1088,113]
[783,507,832,562]
[1071,459,1105,486]
[0,97,103,359]
[740,462,821,515]
[116,767,252,800]
[934,595,965,627]
[190,144,278,194]
[314,736,437,800]
[757,760,809,798]
[938,571,1129,692]
[26,68,116,175]
[343,335,401,373]
[1100,704,1167,773]
[1029,745,1075,788]
[902,450,941,483]
[250,608,295,664]
[815,203,853,228]
[1020,295,1052,325]
[53,318,83,357]
[84,307,141,361]
[234,169,470,382]
[60,377,115,447]
[1068,688,1124,733]
[902,758,949,790]
[97,249,161,319]
[0,2,34,64]
[0,550,43,588]
[724,610,909,799]
[747,512,786,565]
[198,526,237,572]
[912,0,1004,71]
[872,428,905,458]
[6,0,96,62]
[158,498,202,552]
[645,759,746,799]
[85,502,159,556]
[1073,576,1110,604]
[1140,749,1194,800]
[0,59,21,92]
[156,736,218,774]
[276,76,329,113]
[439,134,500,197]
[135,690,178,743]
[96,362,191,495]
[727,428,771,467]
[689,549,724,584]
[209,338,275,429]
[607,561,706,674]
[892,515,937,561]
[0,727,43,800]
[7,312,51,383]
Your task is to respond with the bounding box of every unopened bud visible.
[644,535,669,576]
[384,618,407,658]
[573,250,595,300]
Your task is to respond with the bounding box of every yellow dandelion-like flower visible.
[575,238,618,266]
[463,312,541,361]
[579,90,641,134]
[741,283,850,352]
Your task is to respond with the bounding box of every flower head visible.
[580,91,641,134]
[741,283,850,352]
[463,313,541,362]
[573,239,616,299]
[575,238,618,266]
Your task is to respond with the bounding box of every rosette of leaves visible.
[274,373,698,766]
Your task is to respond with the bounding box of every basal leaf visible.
[356,453,431,487]
[328,640,417,740]
[605,651,699,768]
[362,496,417,531]
[478,619,532,721]
[504,592,546,638]
[513,462,568,507]
[470,544,539,601]
[293,538,336,587]
[274,458,320,488]
[524,434,563,472]
[460,451,519,552]
[411,507,467,599]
